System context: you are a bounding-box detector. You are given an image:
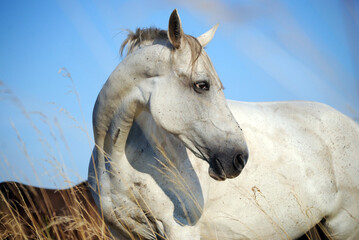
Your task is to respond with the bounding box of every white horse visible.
[88,9,359,240]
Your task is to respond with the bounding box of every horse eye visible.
[194,81,210,92]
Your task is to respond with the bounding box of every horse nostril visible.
[233,153,246,171]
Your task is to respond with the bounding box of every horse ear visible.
[168,9,183,49]
[197,24,219,47]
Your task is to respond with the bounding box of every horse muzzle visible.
[208,151,248,181]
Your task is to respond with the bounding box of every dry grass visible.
[0,181,111,240]
[0,72,333,240]
[0,71,112,239]
[0,180,332,240]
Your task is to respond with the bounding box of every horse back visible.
[229,100,359,239]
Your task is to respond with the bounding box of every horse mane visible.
[120,28,168,56]
[120,27,202,66]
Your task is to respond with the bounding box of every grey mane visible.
[120,27,168,56]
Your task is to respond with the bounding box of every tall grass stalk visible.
[0,73,333,239]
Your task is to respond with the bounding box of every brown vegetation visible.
[0,179,332,240]
[0,181,111,240]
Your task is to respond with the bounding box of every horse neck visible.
[92,45,169,149]
[93,68,135,146]
[89,59,147,199]
[89,48,168,193]
[126,112,205,225]
[89,46,205,225]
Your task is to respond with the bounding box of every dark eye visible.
[193,81,210,92]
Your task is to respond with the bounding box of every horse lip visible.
[208,159,226,181]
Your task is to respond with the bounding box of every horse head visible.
[149,10,248,180]
[92,9,248,182]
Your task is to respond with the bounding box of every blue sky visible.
[1,0,358,188]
